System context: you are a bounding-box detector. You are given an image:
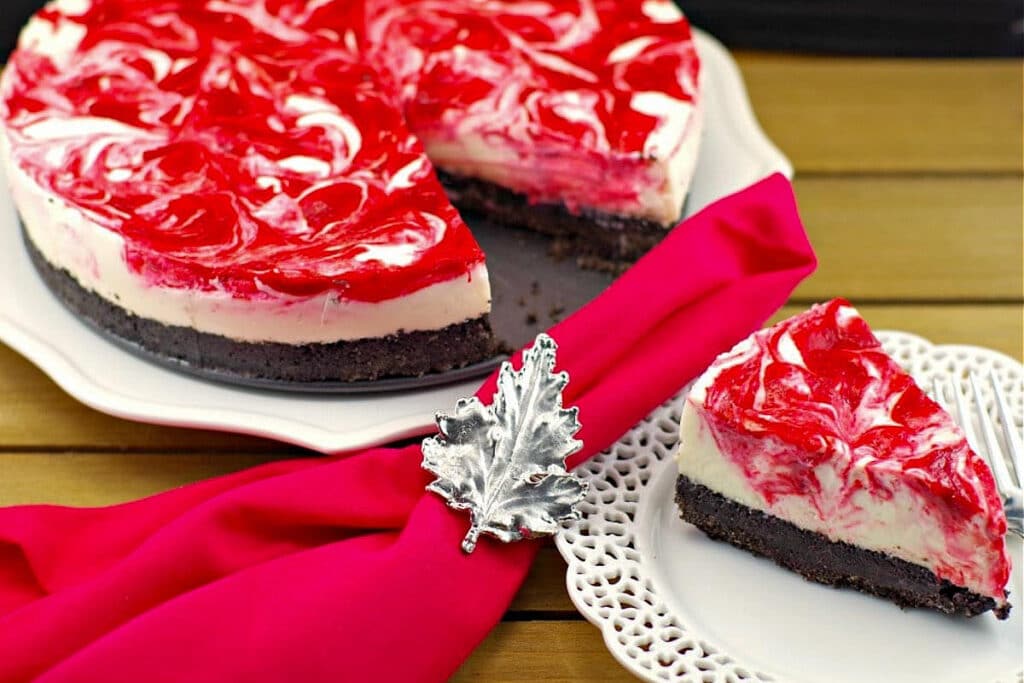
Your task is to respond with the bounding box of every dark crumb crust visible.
[675,475,1011,620]
[437,169,673,263]
[25,232,496,383]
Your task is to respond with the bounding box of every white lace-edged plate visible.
[555,331,1024,683]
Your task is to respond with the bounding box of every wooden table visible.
[1,54,1021,681]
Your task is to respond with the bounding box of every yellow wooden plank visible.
[454,621,634,683]
[772,304,1023,361]
[792,176,1023,301]
[735,54,1023,173]
[0,343,292,451]
[0,452,289,507]
[0,305,1018,450]
[510,545,576,613]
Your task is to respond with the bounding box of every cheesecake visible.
[1,0,703,382]
[675,299,1012,618]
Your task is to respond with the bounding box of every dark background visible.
[683,0,1023,57]
[2,0,1022,58]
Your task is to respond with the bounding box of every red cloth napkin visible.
[0,174,815,683]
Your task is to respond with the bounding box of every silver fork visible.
[932,371,1024,538]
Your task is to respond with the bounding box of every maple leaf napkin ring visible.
[422,333,589,553]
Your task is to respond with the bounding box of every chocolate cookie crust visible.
[437,170,674,263]
[675,475,1010,619]
[25,231,496,383]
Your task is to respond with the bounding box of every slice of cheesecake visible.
[675,299,1012,618]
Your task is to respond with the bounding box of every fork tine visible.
[989,369,1023,484]
[950,375,979,449]
[931,377,948,410]
[950,374,996,485]
[968,372,1017,494]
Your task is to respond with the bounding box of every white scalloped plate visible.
[556,332,1024,683]
[0,30,789,454]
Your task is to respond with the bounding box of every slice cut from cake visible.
[675,299,1012,618]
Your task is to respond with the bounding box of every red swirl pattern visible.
[364,0,699,211]
[2,0,698,301]
[700,299,1010,594]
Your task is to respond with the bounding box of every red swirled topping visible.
[2,0,700,301]
[2,0,481,301]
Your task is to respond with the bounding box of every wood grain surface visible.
[0,52,1020,682]
[739,55,1023,173]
